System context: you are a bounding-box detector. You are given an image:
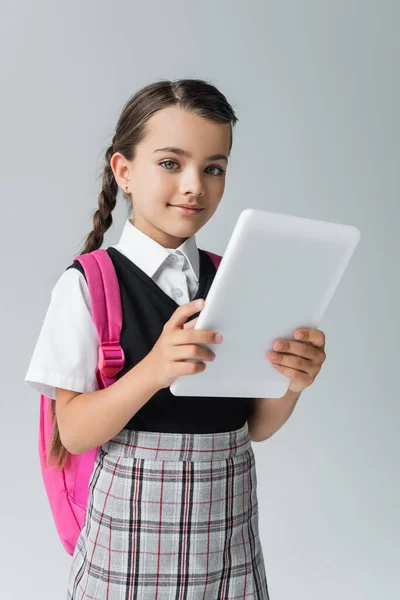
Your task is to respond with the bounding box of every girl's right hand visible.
[146,298,223,390]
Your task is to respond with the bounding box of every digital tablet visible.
[169,208,360,399]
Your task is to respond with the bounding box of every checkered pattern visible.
[67,422,270,599]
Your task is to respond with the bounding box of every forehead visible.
[141,105,231,155]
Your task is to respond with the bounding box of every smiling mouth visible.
[168,204,204,215]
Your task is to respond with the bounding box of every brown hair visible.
[46,78,239,470]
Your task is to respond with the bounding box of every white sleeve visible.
[24,267,100,399]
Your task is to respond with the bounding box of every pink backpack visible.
[38,248,222,555]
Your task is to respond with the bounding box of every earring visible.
[125,186,129,194]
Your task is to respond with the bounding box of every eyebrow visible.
[153,146,228,163]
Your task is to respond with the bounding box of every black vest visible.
[67,247,251,433]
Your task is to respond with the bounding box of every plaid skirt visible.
[67,421,270,599]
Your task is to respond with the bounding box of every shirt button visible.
[173,288,183,297]
[169,254,178,263]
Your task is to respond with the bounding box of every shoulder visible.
[24,259,100,398]
[66,259,85,277]
[58,249,118,307]
[49,261,91,313]
[64,248,116,284]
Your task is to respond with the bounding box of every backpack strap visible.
[72,248,219,387]
[73,249,125,388]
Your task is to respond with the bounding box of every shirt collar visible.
[112,219,200,282]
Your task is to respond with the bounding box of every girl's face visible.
[111,105,231,248]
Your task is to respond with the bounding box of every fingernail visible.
[295,332,305,340]
[196,299,204,308]
[215,333,223,343]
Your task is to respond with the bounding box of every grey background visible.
[1,0,398,598]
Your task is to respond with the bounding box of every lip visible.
[168,204,204,215]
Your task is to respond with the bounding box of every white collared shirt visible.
[24,220,200,399]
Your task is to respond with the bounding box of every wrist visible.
[138,352,163,395]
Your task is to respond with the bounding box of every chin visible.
[168,220,202,237]
[169,222,200,235]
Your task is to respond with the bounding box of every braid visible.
[46,145,121,470]
[79,145,119,255]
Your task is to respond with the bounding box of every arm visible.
[248,389,302,442]
[57,355,160,455]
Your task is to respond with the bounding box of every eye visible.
[159,160,226,176]
[207,165,226,176]
[160,160,179,171]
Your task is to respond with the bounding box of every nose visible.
[179,171,205,197]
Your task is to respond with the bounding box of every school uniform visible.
[25,219,270,599]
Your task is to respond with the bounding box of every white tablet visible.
[170,208,360,399]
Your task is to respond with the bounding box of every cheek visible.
[208,178,225,201]
[134,169,174,206]
[151,171,176,201]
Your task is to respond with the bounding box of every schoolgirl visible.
[25,78,271,599]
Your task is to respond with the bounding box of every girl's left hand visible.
[267,328,326,393]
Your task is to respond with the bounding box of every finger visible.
[174,327,222,346]
[165,299,204,332]
[183,316,199,330]
[269,339,322,363]
[170,344,216,363]
[293,328,325,348]
[271,362,314,386]
[270,353,320,376]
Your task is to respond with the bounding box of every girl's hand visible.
[186,321,327,394]
[267,328,327,393]
[147,299,223,390]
